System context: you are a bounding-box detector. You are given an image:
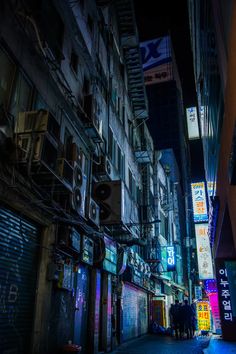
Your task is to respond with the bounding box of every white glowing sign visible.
[186,107,200,140]
[216,262,234,323]
[166,246,176,271]
[207,181,216,200]
[195,223,214,280]
[191,182,208,223]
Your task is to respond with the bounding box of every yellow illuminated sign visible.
[197,301,211,331]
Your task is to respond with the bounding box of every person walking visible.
[190,301,197,338]
[170,300,181,339]
[181,299,194,339]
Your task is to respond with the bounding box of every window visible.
[128,120,133,145]
[40,0,64,62]
[33,93,48,110]
[128,168,132,194]
[160,211,168,239]
[82,77,90,96]
[117,144,121,173]
[10,72,32,119]
[132,176,136,200]
[0,47,16,107]
[121,153,125,180]
[64,128,73,161]
[122,105,125,126]
[87,15,94,33]
[70,49,79,75]
[108,126,113,158]
[112,138,117,167]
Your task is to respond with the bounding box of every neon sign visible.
[166,246,176,271]
[191,182,208,223]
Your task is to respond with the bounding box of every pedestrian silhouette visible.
[181,299,194,339]
[170,300,181,339]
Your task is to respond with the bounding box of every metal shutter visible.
[122,283,148,341]
[0,207,39,354]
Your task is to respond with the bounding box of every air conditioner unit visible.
[57,158,74,187]
[17,133,58,171]
[93,180,125,225]
[87,197,100,227]
[71,143,85,168]
[71,163,87,218]
[82,94,103,143]
[58,226,81,253]
[93,155,112,180]
[15,110,60,141]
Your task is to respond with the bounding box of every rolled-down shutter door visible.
[0,207,40,354]
[122,283,148,342]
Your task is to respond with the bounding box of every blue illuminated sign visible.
[166,246,176,272]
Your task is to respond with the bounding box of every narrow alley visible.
[111,334,209,354]
[1,0,236,353]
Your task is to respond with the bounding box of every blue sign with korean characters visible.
[216,259,236,340]
[166,246,176,272]
[191,182,208,223]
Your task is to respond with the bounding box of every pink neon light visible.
[209,293,221,331]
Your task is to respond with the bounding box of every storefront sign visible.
[208,293,221,334]
[166,246,176,271]
[194,285,202,300]
[208,196,220,246]
[225,261,236,317]
[141,36,171,71]
[191,182,208,222]
[81,236,93,265]
[117,249,128,275]
[197,301,211,331]
[186,107,200,140]
[204,279,217,294]
[141,36,172,85]
[195,224,214,279]
[103,236,117,275]
[207,181,216,200]
[216,261,234,323]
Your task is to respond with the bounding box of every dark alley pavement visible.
[111,334,210,354]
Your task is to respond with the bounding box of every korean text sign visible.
[191,182,208,223]
[195,223,214,279]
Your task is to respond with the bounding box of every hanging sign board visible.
[197,301,211,331]
[195,223,214,279]
[191,182,208,223]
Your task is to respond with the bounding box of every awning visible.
[170,281,186,292]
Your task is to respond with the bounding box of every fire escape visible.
[116,0,154,251]
[115,0,148,120]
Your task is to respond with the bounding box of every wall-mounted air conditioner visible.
[71,162,87,218]
[87,197,100,227]
[57,158,74,187]
[82,94,103,143]
[93,180,125,225]
[71,143,85,168]
[93,155,112,180]
[16,133,58,171]
[15,110,60,141]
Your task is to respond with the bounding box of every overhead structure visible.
[116,0,149,120]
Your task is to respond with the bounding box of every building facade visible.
[0,0,157,353]
[188,0,236,340]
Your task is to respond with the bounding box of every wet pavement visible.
[203,335,236,354]
[111,334,210,354]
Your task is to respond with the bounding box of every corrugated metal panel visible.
[122,283,148,341]
[0,207,39,353]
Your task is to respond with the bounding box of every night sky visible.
[135,0,205,181]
